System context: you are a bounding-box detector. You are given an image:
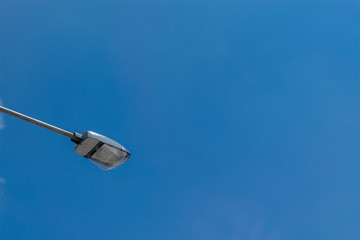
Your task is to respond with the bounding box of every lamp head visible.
[74,131,130,170]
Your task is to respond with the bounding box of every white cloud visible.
[0,99,4,130]
[0,176,6,215]
[0,177,5,185]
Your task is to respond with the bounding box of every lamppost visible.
[0,105,130,170]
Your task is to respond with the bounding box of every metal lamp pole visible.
[0,105,81,142]
[0,105,130,170]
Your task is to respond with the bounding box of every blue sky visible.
[1,0,360,239]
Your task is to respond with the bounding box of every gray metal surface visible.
[75,131,130,156]
[82,131,129,152]
[75,131,130,170]
[75,137,100,156]
[0,105,81,141]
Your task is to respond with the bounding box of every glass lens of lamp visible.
[90,144,129,170]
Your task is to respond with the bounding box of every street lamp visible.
[0,105,130,170]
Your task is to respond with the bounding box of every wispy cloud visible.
[0,176,6,216]
[180,197,285,240]
[0,99,4,130]
[0,177,6,185]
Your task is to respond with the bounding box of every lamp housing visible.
[74,131,130,170]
